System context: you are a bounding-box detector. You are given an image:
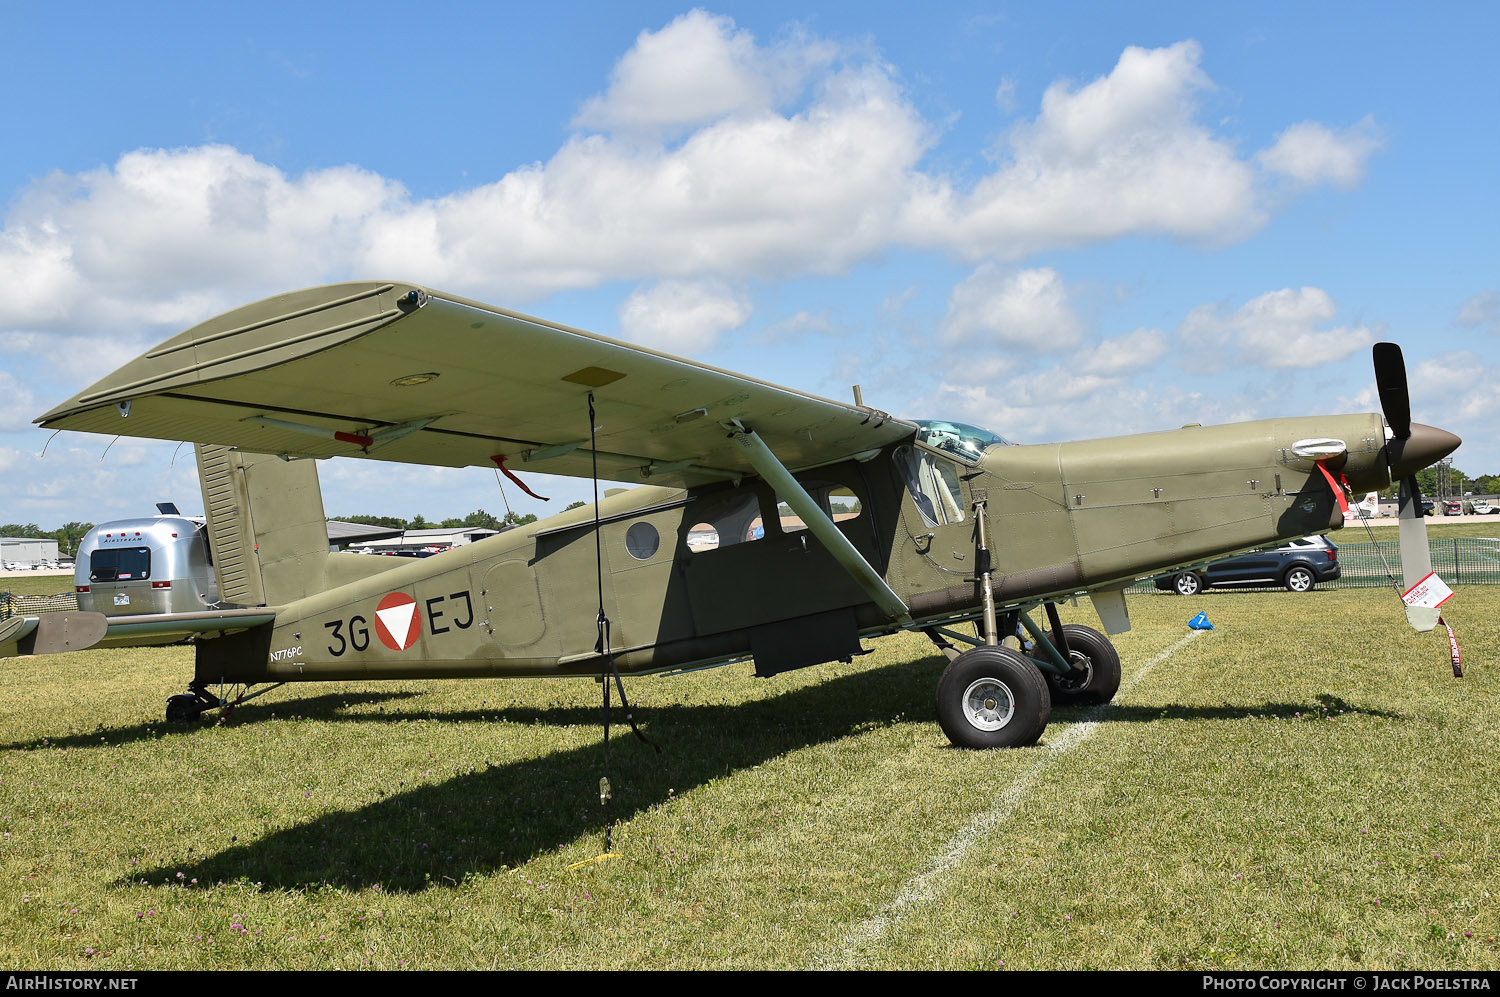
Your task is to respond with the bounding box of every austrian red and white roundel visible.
[374,592,422,651]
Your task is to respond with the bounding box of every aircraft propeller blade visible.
[1396,472,1440,632]
[1372,342,1449,632]
[1372,342,1460,477]
[1373,342,1412,440]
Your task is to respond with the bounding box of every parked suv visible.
[1155,536,1340,595]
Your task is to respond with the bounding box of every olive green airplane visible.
[3,282,1460,748]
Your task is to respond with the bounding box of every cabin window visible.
[775,483,863,533]
[895,445,966,528]
[89,546,152,582]
[625,521,660,560]
[687,490,766,553]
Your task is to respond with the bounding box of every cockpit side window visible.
[911,420,1010,464]
[894,445,966,528]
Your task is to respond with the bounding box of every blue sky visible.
[2,2,1496,526]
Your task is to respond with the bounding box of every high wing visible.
[37,282,913,486]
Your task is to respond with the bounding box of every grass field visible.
[1349,519,1500,540]
[2,576,76,598]
[2,586,1497,970]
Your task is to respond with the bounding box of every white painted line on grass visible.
[810,629,1202,970]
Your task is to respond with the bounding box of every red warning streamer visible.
[1439,616,1463,678]
[490,454,551,502]
[1314,460,1351,517]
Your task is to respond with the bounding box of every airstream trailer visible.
[74,516,219,618]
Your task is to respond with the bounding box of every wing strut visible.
[725,422,911,624]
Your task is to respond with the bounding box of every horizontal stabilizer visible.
[0,612,109,658]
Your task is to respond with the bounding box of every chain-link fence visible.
[0,590,80,619]
[1128,536,1500,593]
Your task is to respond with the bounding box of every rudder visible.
[196,445,329,606]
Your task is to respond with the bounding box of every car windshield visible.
[911,420,1010,464]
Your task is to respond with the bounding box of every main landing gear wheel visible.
[1038,624,1122,706]
[1171,572,1203,596]
[936,646,1051,749]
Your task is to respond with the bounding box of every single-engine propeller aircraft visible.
[3,282,1460,747]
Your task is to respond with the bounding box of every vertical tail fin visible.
[196,445,329,606]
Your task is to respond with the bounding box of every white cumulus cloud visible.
[939,265,1082,351]
[1073,327,1169,376]
[617,278,752,354]
[1178,287,1372,370]
[572,10,837,138]
[902,41,1265,257]
[1257,115,1383,189]
[0,146,407,335]
[0,23,1384,352]
[1456,290,1500,335]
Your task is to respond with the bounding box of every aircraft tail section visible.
[197,444,329,607]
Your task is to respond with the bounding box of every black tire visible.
[165,694,202,723]
[936,646,1051,749]
[1283,565,1315,593]
[1171,572,1203,596]
[1038,624,1123,706]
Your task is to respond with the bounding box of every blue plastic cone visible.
[1188,612,1214,630]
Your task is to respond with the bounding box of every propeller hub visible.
[1387,422,1462,478]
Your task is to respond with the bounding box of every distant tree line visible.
[1391,467,1500,499]
[331,508,547,531]
[0,522,93,558]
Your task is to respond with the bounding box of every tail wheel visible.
[936,646,1051,749]
[165,694,206,723]
[1039,624,1122,706]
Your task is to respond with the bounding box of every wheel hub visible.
[962,677,1015,732]
[1054,652,1094,693]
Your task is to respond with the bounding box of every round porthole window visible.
[625,521,660,560]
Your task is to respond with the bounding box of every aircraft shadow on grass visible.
[1092,693,1407,726]
[124,656,943,893]
[117,660,1410,894]
[0,690,427,751]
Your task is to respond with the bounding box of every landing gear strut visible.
[929,604,1123,748]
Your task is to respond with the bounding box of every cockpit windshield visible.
[912,420,1010,464]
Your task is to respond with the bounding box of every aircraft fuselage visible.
[192,411,1392,687]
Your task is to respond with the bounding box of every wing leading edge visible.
[38,282,913,486]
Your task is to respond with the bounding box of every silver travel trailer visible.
[74,514,219,618]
